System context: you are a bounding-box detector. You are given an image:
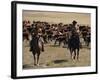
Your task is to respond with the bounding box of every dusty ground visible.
[23,40,91,69]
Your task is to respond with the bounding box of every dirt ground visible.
[23,40,91,69]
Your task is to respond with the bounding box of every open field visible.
[23,41,91,69]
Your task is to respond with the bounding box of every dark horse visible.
[30,33,44,66]
[68,32,80,60]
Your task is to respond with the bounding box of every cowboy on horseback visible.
[68,20,80,60]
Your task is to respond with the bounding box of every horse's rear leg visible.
[42,43,44,52]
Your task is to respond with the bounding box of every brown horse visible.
[30,34,44,66]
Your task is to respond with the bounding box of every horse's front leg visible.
[69,48,73,60]
[77,49,79,60]
[33,53,36,66]
[59,39,61,46]
[73,49,76,60]
[54,39,57,45]
[37,51,40,66]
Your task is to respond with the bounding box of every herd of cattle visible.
[23,20,91,66]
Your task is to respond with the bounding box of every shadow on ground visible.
[23,64,33,68]
[53,59,68,64]
[49,44,60,47]
[45,59,69,66]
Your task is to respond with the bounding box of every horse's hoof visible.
[73,56,76,60]
[37,64,40,66]
[42,50,44,52]
[34,64,37,66]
